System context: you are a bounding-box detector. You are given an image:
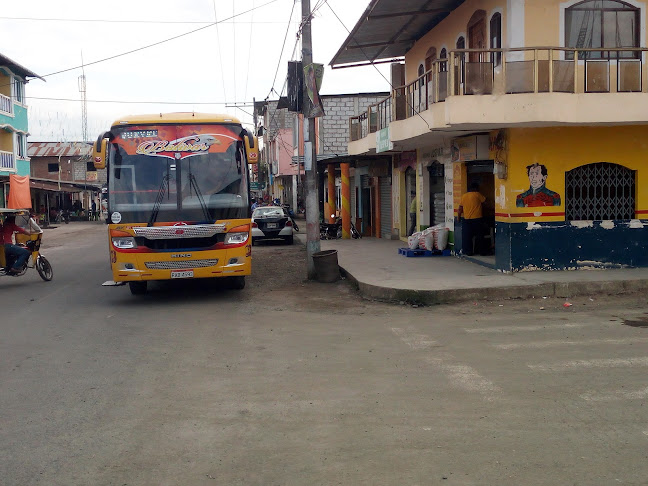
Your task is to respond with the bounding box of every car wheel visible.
[229,276,245,290]
[129,281,147,295]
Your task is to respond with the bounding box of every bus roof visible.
[110,112,243,127]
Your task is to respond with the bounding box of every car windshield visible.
[253,207,284,218]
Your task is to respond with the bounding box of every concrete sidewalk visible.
[307,235,648,304]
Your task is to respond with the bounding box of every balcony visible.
[349,47,648,153]
[0,93,12,116]
[0,150,15,171]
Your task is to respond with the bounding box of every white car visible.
[251,206,294,245]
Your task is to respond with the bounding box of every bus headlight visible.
[225,232,249,245]
[112,237,137,249]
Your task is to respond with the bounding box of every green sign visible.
[376,127,393,153]
[250,182,265,191]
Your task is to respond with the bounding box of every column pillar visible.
[341,163,350,239]
[327,163,336,223]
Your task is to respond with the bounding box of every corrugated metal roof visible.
[27,142,92,158]
[330,0,465,67]
[0,53,43,80]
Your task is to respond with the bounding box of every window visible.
[48,163,59,173]
[490,13,502,66]
[87,161,97,171]
[565,162,635,220]
[439,48,448,72]
[16,133,25,158]
[456,37,466,83]
[425,47,437,81]
[13,77,25,104]
[565,0,640,59]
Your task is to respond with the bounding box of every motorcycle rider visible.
[1,215,31,274]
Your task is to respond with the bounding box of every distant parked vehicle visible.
[251,206,294,245]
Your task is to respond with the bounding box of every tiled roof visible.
[27,141,92,158]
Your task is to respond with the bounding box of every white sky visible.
[0,0,392,142]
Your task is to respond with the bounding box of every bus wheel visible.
[229,276,245,290]
[129,281,147,295]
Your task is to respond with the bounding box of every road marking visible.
[465,323,586,334]
[580,386,648,402]
[494,337,648,350]
[425,357,501,401]
[391,328,436,350]
[529,357,648,372]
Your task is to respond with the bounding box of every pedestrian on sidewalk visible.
[458,182,486,256]
[408,192,417,236]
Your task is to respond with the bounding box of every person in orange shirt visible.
[458,182,486,256]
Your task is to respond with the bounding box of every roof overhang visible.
[0,53,44,81]
[330,0,465,68]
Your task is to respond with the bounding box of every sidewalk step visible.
[398,248,451,257]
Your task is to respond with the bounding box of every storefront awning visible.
[330,0,465,67]
[29,178,100,193]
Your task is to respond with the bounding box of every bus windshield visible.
[107,124,249,224]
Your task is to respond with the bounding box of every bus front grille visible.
[145,259,219,270]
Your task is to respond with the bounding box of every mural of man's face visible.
[528,166,547,190]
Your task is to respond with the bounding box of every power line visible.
[24,96,249,105]
[268,0,297,99]
[36,0,280,80]
[0,16,295,24]
[212,0,228,104]
[323,0,431,131]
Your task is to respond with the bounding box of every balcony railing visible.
[0,150,15,170]
[349,47,648,142]
[0,93,12,115]
[349,95,392,142]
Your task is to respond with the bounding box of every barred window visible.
[565,162,635,220]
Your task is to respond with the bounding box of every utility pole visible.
[301,0,321,279]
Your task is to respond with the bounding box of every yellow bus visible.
[93,113,258,295]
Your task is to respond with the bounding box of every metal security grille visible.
[565,163,635,221]
[145,259,219,270]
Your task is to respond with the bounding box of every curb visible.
[340,266,648,305]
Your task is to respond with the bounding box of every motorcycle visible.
[0,209,53,281]
[319,215,361,240]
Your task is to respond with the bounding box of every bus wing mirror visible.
[93,131,111,170]
[244,131,259,164]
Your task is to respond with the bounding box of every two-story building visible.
[334,0,648,272]
[0,53,42,208]
[261,92,392,237]
[27,141,104,223]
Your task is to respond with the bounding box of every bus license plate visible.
[266,223,278,229]
[171,270,194,279]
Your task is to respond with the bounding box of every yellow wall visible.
[526,0,648,47]
[405,0,648,83]
[0,130,12,152]
[404,0,506,83]
[498,125,648,222]
[0,72,10,97]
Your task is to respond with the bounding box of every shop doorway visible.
[466,160,495,261]
[427,162,445,227]
[405,167,416,235]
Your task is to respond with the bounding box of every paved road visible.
[1,223,647,485]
